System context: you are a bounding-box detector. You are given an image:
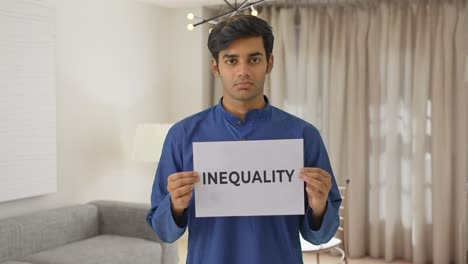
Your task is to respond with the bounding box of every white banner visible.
[193,139,304,217]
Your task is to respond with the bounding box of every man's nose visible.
[236,61,251,78]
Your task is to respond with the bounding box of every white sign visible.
[193,139,304,217]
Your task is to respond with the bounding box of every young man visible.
[147,15,341,264]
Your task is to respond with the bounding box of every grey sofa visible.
[0,200,178,264]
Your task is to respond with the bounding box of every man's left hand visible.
[299,167,332,219]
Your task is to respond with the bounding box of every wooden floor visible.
[177,237,412,264]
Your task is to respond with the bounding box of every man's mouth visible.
[236,82,253,89]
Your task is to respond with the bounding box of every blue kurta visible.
[147,97,341,264]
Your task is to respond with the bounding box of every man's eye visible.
[250,57,260,63]
[226,59,237,64]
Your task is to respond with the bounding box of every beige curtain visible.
[251,1,467,263]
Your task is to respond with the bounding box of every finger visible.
[305,184,329,200]
[303,177,327,193]
[173,190,193,204]
[167,172,200,191]
[306,185,324,197]
[171,184,195,199]
[180,192,193,205]
[300,171,331,188]
[168,177,200,191]
[300,173,328,187]
[300,168,331,180]
[168,171,199,182]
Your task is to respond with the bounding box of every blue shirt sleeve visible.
[300,128,341,244]
[146,125,188,243]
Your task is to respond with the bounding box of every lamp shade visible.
[132,123,173,162]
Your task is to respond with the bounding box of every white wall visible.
[167,7,214,122]
[0,0,172,219]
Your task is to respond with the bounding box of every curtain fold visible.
[345,4,369,261]
[409,2,431,263]
[453,6,467,264]
[430,2,467,264]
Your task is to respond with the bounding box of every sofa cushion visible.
[21,235,163,264]
[90,200,161,242]
[0,204,99,262]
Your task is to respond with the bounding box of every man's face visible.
[211,36,273,104]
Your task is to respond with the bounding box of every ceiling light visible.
[250,5,258,16]
[186,0,265,31]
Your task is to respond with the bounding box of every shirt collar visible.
[215,95,272,124]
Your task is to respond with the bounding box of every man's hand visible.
[167,172,200,218]
[299,168,332,220]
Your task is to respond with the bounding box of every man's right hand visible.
[167,171,200,218]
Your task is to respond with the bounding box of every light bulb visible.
[187,13,194,20]
[187,24,194,31]
[251,9,258,16]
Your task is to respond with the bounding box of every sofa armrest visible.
[89,200,178,264]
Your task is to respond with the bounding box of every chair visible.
[300,179,350,264]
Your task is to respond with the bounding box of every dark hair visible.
[207,14,274,64]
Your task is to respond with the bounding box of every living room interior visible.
[1,0,467,263]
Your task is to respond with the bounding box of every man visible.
[147,15,341,264]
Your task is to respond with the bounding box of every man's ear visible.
[211,58,219,77]
[266,54,274,74]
